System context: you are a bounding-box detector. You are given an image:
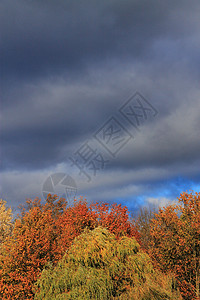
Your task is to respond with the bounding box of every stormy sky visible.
[1,0,200,214]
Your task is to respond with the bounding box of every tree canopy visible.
[0,191,199,299]
[34,227,182,300]
[0,195,139,299]
[149,192,200,299]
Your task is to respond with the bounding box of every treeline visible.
[0,192,199,299]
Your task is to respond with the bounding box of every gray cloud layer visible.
[1,0,200,210]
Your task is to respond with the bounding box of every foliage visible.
[0,200,13,245]
[0,195,139,299]
[91,202,140,241]
[0,195,66,299]
[149,192,200,299]
[34,227,182,300]
[1,191,198,299]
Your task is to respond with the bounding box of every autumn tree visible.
[0,195,67,299]
[0,200,13,245]
[149,192,200,299]
[34,226,182,300]
[90,201,140,241]
[0,195,139,299]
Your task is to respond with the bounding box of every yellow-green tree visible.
[34,227,182,300]
[0,200,13,245]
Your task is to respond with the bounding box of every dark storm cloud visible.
[1,0,199,80]
[1,0,200,208]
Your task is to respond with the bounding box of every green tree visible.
[34,227,182,300]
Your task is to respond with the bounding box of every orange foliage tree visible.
[149,191,200,300]
[0,195,66,299]
[0,195,139,299]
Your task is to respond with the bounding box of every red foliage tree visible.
[91,202,140,240]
